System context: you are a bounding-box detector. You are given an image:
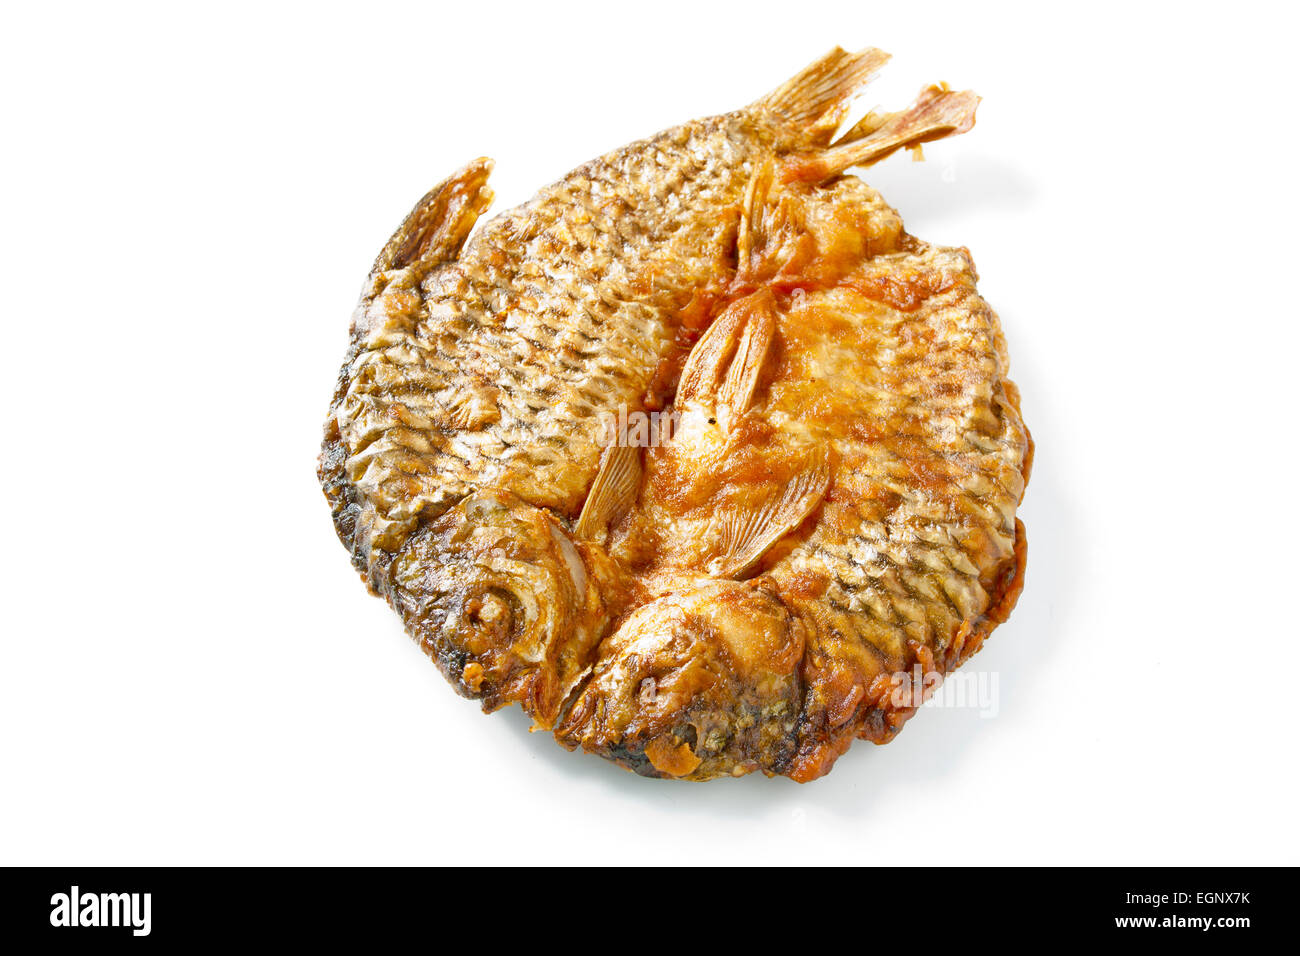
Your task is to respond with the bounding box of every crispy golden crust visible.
[319,47,1028,781]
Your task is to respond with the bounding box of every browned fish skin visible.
[319,47,1029,781]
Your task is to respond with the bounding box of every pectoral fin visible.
[736,161,812,284]
[708,449,831,578]
[574,443,643,543]
[736,160,777,281]
[677,289,777,418]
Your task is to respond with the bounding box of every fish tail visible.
[372,157,494,274]
[803,84,979,181]
[755,46,890,136]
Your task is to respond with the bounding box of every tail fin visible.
[808,84,980,180]
[754,46,890,140]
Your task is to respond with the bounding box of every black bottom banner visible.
[2,866,1282,944]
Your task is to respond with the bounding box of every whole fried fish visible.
[319,46,1030,782]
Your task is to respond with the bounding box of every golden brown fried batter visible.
[319,46,1029,781]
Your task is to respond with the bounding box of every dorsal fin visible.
[373,157,495,275]
[707,448,831,578]
[754,47,890,142]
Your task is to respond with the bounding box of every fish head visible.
[555,577,805,779]
[388,490,623,729]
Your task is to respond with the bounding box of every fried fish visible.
[319,46,1030,781]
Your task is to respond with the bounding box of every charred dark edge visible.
[318,344,370,583]
[605,743,664,778]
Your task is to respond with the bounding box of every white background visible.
[2,1,1296,865]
